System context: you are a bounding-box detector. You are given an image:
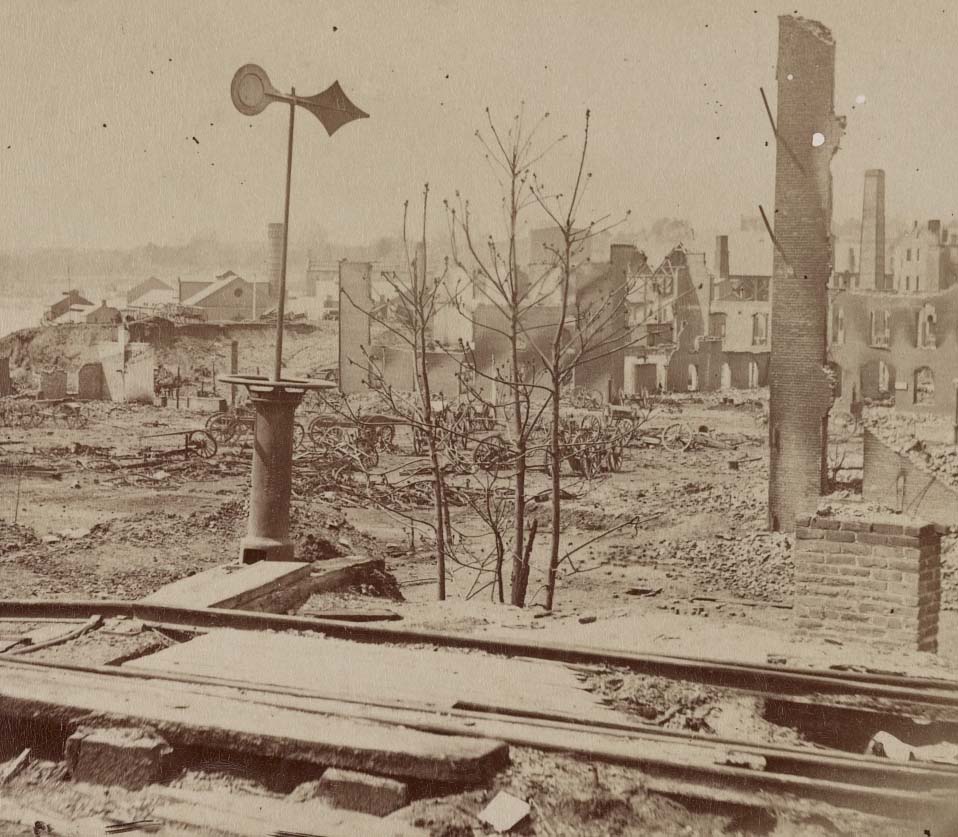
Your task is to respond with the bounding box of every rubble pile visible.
[0,521,40,558]
[865,412,958,488]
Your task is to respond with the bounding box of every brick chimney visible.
[859,169,886,290]
[714,235,730,280]
[267,222,284,299]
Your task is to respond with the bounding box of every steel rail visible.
[0,599,955,709]
[0,654,955,822]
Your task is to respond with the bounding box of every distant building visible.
[624,238,771,397]
[85,301,121,324]
[44,290,93,323]
[829,170,958,416]
[126,276,175,306]
[180,272,270,322]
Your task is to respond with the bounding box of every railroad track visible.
[1,599,956,712]
[0,651,955,824]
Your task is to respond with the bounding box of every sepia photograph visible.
[0,1,957,834]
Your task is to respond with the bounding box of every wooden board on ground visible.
[126,628,622,723]
[0,659,507,783]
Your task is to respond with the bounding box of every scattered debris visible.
[478,791,530,833]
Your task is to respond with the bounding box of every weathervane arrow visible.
[230,64,368,135]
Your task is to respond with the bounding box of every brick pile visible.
[793,514,940,651]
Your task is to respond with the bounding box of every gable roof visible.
[127,276,173,303]
[181,273,268,306]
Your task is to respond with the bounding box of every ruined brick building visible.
[830,169,958,417]
[622,236,771,399]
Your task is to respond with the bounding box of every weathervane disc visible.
[231,64,280,116]
[298,81,369,136]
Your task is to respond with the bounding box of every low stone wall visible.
[794,514,940,652]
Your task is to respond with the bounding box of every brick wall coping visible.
[795,514,936,540]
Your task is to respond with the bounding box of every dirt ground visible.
[1,392,956,836]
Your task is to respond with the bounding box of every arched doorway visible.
[687,364,699,392]
[747,360,759,389]
[720,362,732,391]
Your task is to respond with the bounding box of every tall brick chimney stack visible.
[714,235,730,280]
[858,169,886,291]
[267,222,285,299]
[767,15,845,532]
[848,246,856,274]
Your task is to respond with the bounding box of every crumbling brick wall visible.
[768,15,845,531]
[862,431,958,525]
[794,514,940,651]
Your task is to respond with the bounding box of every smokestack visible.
[714,235,729,280]
[267,222,284,299]
[767,15,844,532]
[848,246,855,273]
[859,169,885,290]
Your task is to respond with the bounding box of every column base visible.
[239,535,295,564]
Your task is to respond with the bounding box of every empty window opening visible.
[915,367,935,405]
[878,361,890,395]
[918,304,937,348]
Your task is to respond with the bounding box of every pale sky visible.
[1,0,956,252]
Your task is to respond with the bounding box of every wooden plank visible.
[128,629,622,723]
[0,660,508,783]
[143,562,312,609]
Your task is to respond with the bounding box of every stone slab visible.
[148,785,427,836]
[127,628,622,723]
[142,562,311,609]
[0,659,507,783]
[313,768,409,816]
[65,727,172,790]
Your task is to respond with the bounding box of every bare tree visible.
[341,185,453,600]
[449,107,563,606]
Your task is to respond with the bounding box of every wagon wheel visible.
[446,443,473,474]
[474,435,508,475]
[613,416,634,443]
[292,422,306,451]
[307,416,332,447]
[661,422,692,452]
[413,425,430,455]
[324,425,350,448]
[63,409,83,429]
[22,406,42,428]
[206,413,234,443]
[580,414,601,431]
[375,423,396,451]
[606,440,624,473]
[354,443,379,472]
[189,430,218,459]
[230,418,252,442]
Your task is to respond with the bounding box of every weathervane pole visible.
[274,87,296,382]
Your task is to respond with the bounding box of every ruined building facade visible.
[829,170,958,417]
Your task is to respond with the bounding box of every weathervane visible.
[230,64,368,379]
[221,66,367,565]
